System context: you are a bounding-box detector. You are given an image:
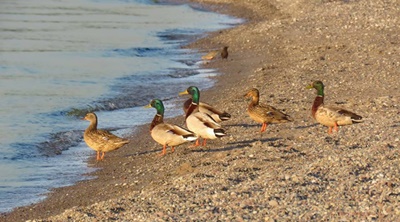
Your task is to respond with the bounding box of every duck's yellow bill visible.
[179,90,189,96]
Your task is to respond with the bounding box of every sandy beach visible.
[2,0,400,221]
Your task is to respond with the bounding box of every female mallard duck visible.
[244,88,293,133]
[201,46,228,60]
[183,98,231,123]
[83,112,129,161]
[179,86,226,147]
[221,46,229,59]
[201,50,218,60]
[145,99,197,156]
[306,80,363,134]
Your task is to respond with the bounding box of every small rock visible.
[292,175,299,183]
[268,200,278,207]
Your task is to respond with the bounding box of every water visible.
[0,0,241,213]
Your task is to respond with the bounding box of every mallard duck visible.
[145,99,198,156]
[201,50,218,60]
[183,98,231,123]
[244,88,293,133]
[306,80,363,134]
[221,46,228,59]
[83,112,129,161]
[179,86,226,146]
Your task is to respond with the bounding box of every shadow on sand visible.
[191,137,282,153]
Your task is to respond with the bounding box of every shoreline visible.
[0,1,242,221]
[3,0,400,221]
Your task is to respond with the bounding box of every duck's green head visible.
[179,86,200,103]
[306,80,324,96]
[144,99,164,115]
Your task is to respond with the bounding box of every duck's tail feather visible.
[183,134,198,141]
[214,128,226,138]
[219,112,231,121]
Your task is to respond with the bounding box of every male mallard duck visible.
[179,86,226,146]
[183,98,231,123]
[306,80,363,134]
[244,88,293,133]
[83,112,129,161]
[145,99,198,156]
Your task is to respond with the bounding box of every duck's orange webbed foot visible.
[334,123,339,132]
[260,123,268,133]
[96,151,101,161]
[202,139,207,147]
[189,139,201,148]
[159,145,167,156]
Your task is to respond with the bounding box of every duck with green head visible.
[306,80,363,134]
[145,99,197,156]
[182,98,231,123]
[179,86,226,147]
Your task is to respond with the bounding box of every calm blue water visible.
[0,0,240,212]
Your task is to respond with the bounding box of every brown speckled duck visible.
[221,46,229,59]
[201,46,229,60]
[83,112,129,160]
[145,99,197,156]
[183,98,231,123]
[179,86,226,147]
[244,88,293,133]
[306,80,363,134]
[201,50,218,60]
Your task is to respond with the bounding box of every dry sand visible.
[1,0,399,221]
